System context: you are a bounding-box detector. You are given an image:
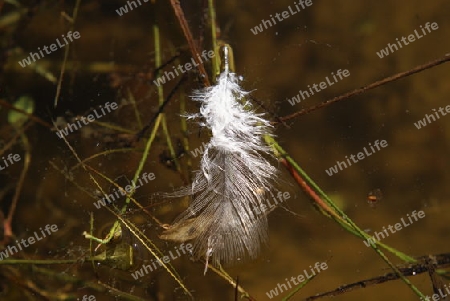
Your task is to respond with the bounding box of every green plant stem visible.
[83,113,163,244]
[264,135,425,299]
[153,23,183,175]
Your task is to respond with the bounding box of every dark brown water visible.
[1,1,450,300]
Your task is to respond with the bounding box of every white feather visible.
[160,60,278,267]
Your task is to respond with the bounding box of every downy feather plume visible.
[160,46,278,268]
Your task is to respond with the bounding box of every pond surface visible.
[1,1,450,300]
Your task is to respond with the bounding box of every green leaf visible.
[8,95,35,127]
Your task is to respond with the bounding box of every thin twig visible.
[169,0,210,87]
[305,253,450,300]
[277,53,450,124]
[3,127,31,242]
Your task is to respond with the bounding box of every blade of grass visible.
[82,113,163,244]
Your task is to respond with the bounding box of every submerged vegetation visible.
[0,1,450,300]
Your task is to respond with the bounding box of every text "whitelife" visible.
[376,22,438,58]
[18,31,80,67]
